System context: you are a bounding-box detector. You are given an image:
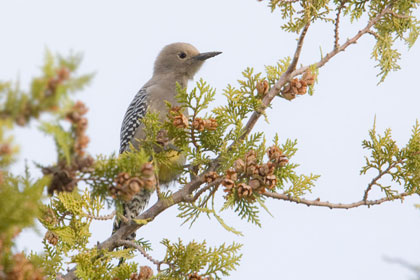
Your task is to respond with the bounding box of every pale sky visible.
[1,1,420,279]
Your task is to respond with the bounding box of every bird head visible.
[153,42,221,80]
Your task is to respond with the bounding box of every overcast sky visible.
[1,1,420,279]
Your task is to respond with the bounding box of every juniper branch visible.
[60,4,404,280]
[292,4,393,77]
[85,210,116,221]
[388,11,409,19]
[367,30,380,39]
[334,1,346,50]
[238,21,311,144]
[263,191,411,209]
[362,161,402,201]
[185,177,223,203]
[116,240,165,272]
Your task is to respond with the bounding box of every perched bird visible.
[113,42,221,239]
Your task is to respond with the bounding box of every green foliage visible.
[361,119,420,197]
[221,193,263,227]
[40,190,98,252]
[178,190,244,236]
[213,68,263,136]
[72,248,136,280]
[0,171,46,238]
[0,50,95,279]
[0,172,46,278]
[269,0,332,32]
[35,188,137,279]
[177,198,213,228]
[111,262,140,280]
[175,62,319,234]
[159,239,242,280]
[179,133,318,235]
[219,136,318,228]
[274,137,320,196]
[29,240,64,279]
[141,111,186,180]
[0,119,18,168]
[307,64,319,96]
[175,79,216,117]
[135,238,153,252]
[265,57,291,86]
[170,79,221,175]
[403,120,420,192]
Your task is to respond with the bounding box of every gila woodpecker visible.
[113,42,221,239]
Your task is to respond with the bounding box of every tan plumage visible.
[114,42,221,242]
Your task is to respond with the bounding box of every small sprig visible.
[159,239,242,280]
[361,120,420,200]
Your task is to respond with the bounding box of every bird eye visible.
[178,52,187,59]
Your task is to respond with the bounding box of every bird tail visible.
[112,189,152,265]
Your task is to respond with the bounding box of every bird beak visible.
[192,51,222,61]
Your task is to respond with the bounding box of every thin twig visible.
[118,213,129,224]
[57,211,71,224]
[384,256,420,277]
[363,162,399,201]
[387,10,410,19]
[264,191,411,209]
[367,30,380,39]
[199,186,219,208]
[117,240,165,271]
[185,177,223,203]
[85,210,116,221]
[334,1,346,50]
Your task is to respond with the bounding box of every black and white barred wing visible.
[119,88,148,154]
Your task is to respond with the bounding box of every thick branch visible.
[100,176,206,251]
[264,191,411,209]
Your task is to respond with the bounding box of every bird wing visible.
[119,87,148,154]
